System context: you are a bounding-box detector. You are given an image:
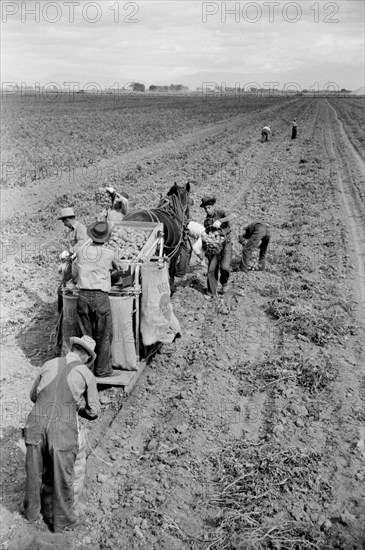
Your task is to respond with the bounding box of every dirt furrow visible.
[324,99,365,308]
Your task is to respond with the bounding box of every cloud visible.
[1,0,364,88]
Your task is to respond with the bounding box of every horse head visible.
[166,182,193,220]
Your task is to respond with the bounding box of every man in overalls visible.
[23,335,100,532]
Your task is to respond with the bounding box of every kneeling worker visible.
[24,335,100,532]
[239,222,271,272]
[72,220,120,378]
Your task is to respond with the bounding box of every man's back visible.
[74,241,115,292]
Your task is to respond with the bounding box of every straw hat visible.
[69,335,97,365]
[58,207,75,220]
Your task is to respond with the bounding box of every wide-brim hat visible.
[200,196,216,208]
[58,207,75,220]
[87,220,112,243]
[70,335,97,365]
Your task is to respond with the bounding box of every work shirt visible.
[241,222,271,239]
[204,209,231,241]
[29,352,100,419]
[188,221,205,256]
[69,221,88,253]
[73,241,115,292]
[262,126,271,133]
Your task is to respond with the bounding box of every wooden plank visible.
[95,360,147,394]
[95,370,135,386]
[124,360,147,395]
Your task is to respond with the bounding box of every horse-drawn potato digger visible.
[58,183,192,393]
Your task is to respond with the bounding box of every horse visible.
[122,182,193,292]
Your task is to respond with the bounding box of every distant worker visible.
[23,335,100,533]
[239,222,271,272]
[261,126,271,142]
[72,220,120,378]
[201,196,232,296]
[291,118,297,139]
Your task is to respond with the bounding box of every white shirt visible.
[188,221,205,256]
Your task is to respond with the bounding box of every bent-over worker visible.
[261,126,271,142]
[23,335,100,533]
[72,220,120,378]
[201,196,232,295]
[239,222,271,272]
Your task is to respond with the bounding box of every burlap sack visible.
[140,263,181,346]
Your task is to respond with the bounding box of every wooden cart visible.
[62,220,165,394]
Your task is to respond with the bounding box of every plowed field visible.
[1,94,364,550]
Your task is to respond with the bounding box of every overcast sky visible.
[1,0,364,90]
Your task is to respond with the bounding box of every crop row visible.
[1,95,287,188]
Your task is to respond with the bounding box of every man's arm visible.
[29,373,41,403]
[238,226,249,244]
[79,374,101,420]
[71,253,79,283]
[71,224,88,253]
[215,210,231,236]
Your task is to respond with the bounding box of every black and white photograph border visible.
[1,1,364,549]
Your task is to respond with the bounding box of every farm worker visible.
[72,220,120,378]
[57,208,88,311]
[261,126,271,142]
[291,118,297,139]
[56,208,89,349]
[175,221,205,277]
[105,188,129,225]
[239,222,271,272]
[58,207,88,254]
[23,335,100,533]
[201,196,232,296]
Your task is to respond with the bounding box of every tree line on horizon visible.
[130,82,189,92]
